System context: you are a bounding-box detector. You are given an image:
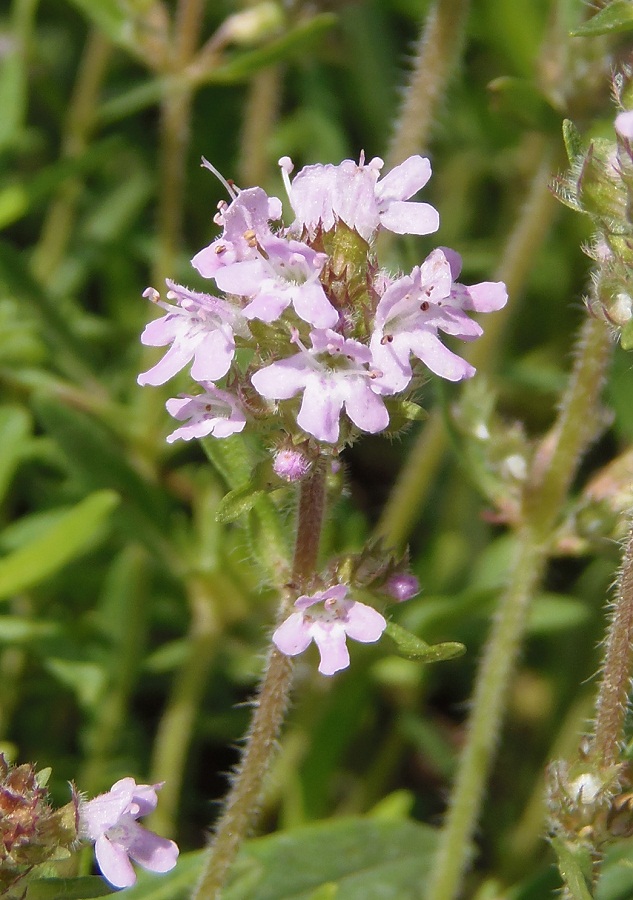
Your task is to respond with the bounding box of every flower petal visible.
[273,612,313,656]
[95,834,137,889]
[311,623,351,676]
[344,601,387,643]
[122,820,179,874]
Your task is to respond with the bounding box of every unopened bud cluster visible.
[555,75,633,347]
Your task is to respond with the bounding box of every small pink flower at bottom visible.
[78,778,179,889]
[273,584,386,676]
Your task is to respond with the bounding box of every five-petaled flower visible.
[78,778,179,889]
[251,328,389,443]
[273,584,387,676]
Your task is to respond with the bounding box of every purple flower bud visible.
[273,447,312,482]
[385,573,419,602]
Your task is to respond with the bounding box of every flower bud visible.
[273,446,312,483]
[384,573,419,602]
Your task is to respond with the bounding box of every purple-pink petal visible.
[190,329,235,382]
[343,602,387,643]
[273,612,313,656]
[251,356,310,400]
[342,380,389,434]
[376,155,431,201]
[297,375,345,443]
[379,200,439,236]
[408,330,475,381]
[311,623,351,676]
[122,820,179,874]
[95,834,137,889]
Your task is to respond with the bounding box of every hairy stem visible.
[376,137,558,550]
[192,463,327,899]
[385,0,470,169]
[591,519,633,768]
[426,316,613,900]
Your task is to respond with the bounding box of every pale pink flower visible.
[273,584,386,675]
[278,153,439,242]
[78,778,178,889]
[165,383,246,442]
[251,328,389,443]
[137,281,248,387]
[370,248,507,391]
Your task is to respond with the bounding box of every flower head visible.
[78,778,179,889]
[251,328,389,443]
[279,153,439,242]
[273,584,386,675]
[138,281,247,387]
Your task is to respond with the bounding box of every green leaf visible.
[216,483,265,523]
[562,119,584,164]
[0,405,31,506]
[572,1,633,35]
[0,616,60,642]
[384,622,465,663]
[0,0,38,150]
[33,397,173,551]
[25,875,114,898]
[0,490,119,601]
[125,818,438,899]
[620,317,633,350]
[488,76,559,131]
[551,836,595,900]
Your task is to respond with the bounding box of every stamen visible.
[201,157,239,199]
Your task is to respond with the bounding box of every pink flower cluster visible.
[138,154,507,446]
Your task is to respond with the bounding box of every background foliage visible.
[2,0,633,897]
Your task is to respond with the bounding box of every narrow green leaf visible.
[0,616,60,641]
[25,876,114,899]
[216,483,265,523]
[384,621,465,663]
[0,490,119,601]
[0,405,31,506]
[33,396,173,545]
[0,0,38,150]
[563,119,584,164]
[201,14,337,84]
[620,317,633,350]
[572,1,633,35]
[551,836,595,900]
[201,435,254,490]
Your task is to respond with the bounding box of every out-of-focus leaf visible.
[0,616,60,641]
[527,593,589,633]
[384,621,465,662]
[572,1,633,35]
[0,490,119,601]
[0,0,38,150]
[25,876,114,898]
[0,405,31,506]
[125,818,438,899]
[223,817,438,899]
[0,241,98,384]
[489,77,560,131]
[98,12,337,122]
[44,658,106,708]
[210,14,336,82]
[33,396,173,550]
[63,0,159,59]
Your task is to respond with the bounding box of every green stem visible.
[31,29,111,282]
[591,518,633,769]
[148,575,220,835]
[425,316,612,900]
[238,65,282,188]
[192,463,327,900]
[375,137,558,550]
[385,0,471,169]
